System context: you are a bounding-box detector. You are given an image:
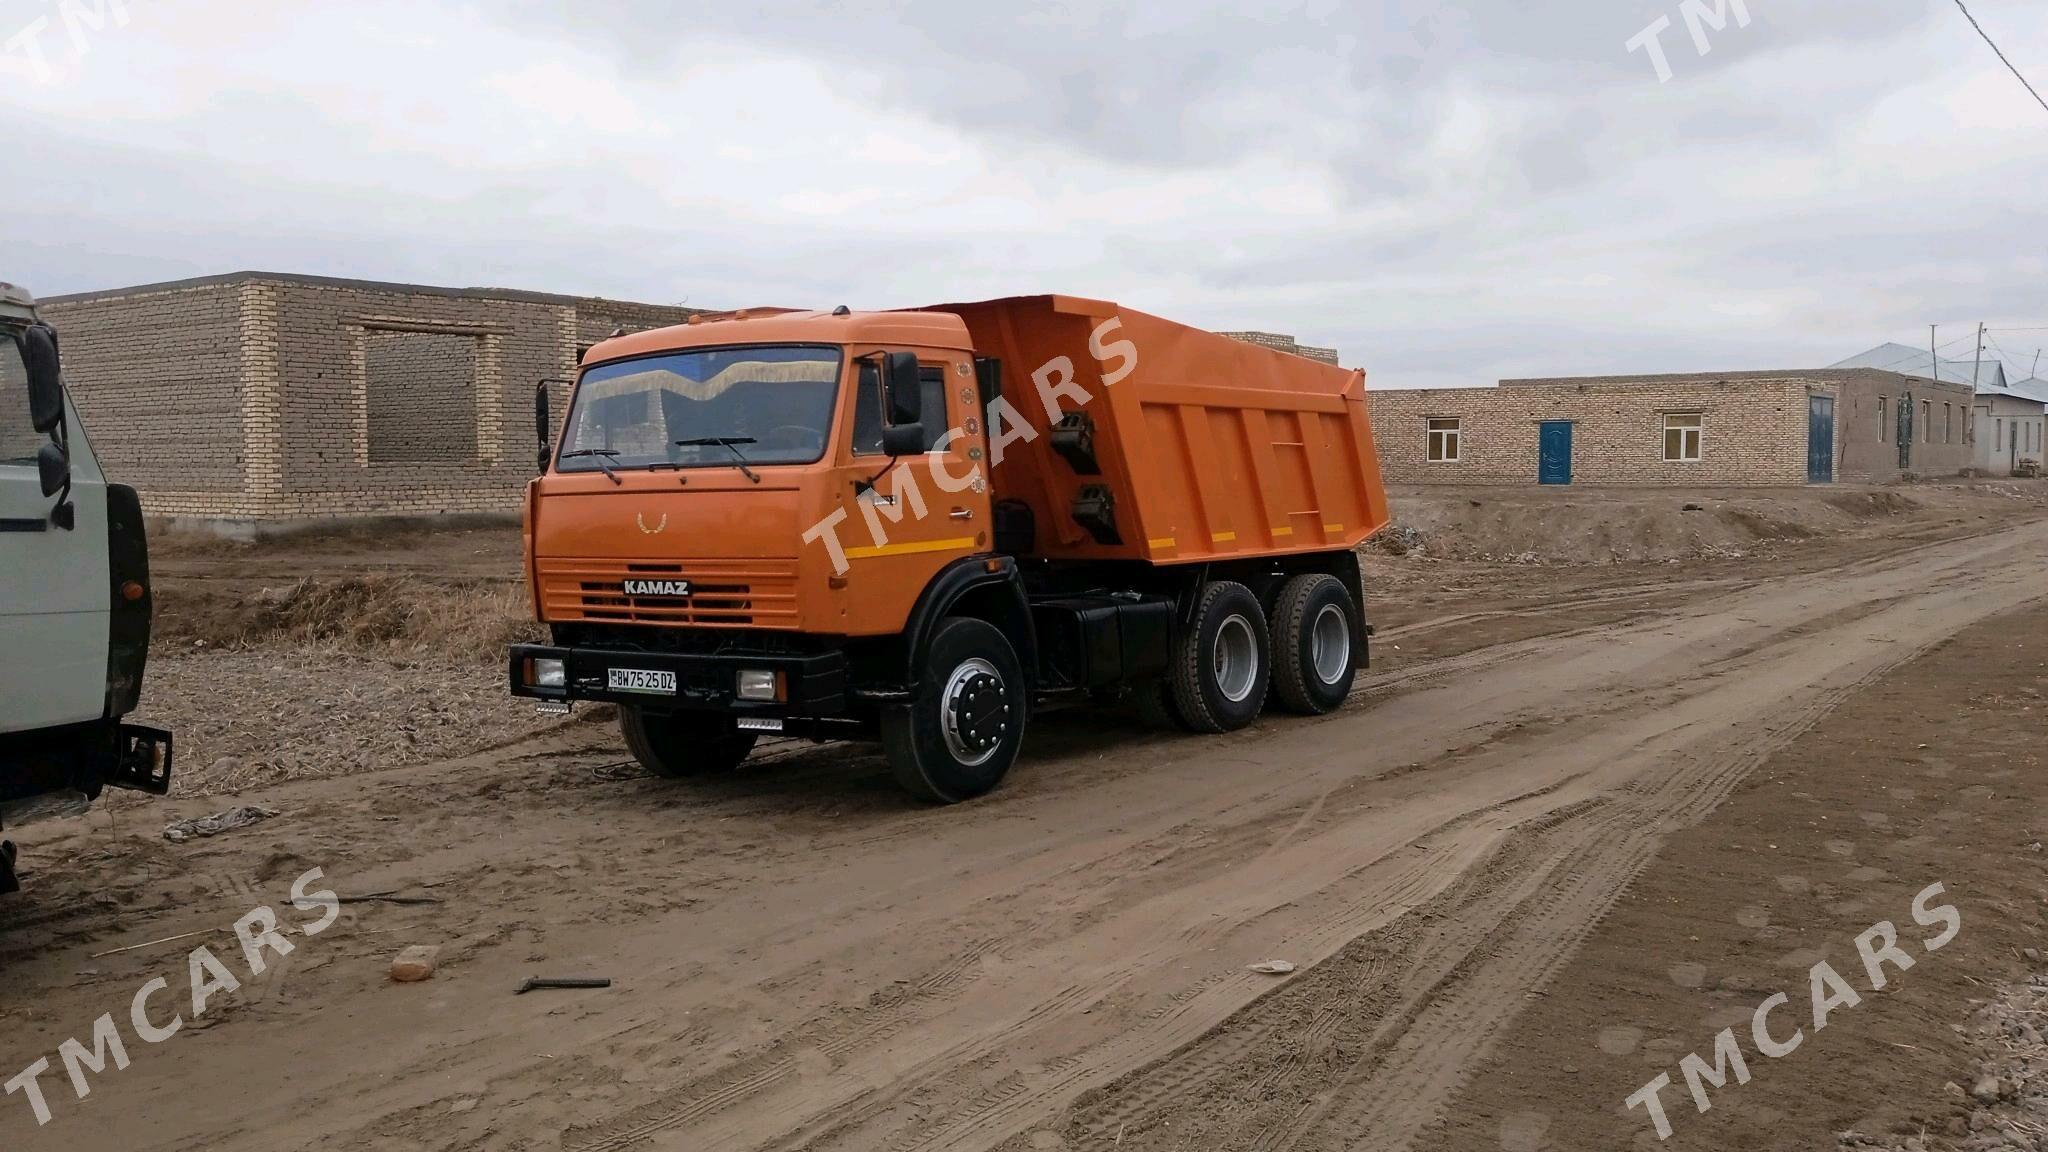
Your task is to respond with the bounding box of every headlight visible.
[532,658,566,689]
[736,669,780,701]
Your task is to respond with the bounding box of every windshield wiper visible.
[675,437,762,484]
[560,448,623,485]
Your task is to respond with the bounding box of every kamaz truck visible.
[510,296,1388,802]
[0,281,171,892]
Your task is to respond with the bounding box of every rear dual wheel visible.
[1166,581,1272,733]
[1268,573,1359,714]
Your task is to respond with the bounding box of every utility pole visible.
[2033,349,2041,382]
[1972,322,1985,388]
[1930,325,1939,382]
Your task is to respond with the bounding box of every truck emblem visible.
[636,512,668,535]
[623,578,692,598]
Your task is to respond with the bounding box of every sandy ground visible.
[0,483,2045,1151]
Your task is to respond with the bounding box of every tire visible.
[1134,681,1183,730]
[1269,573,1359,714]
[882,617,1027,804]
[619,707,758,778]
[1167,581,1271,733]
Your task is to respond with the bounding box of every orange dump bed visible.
[931,296,1390,566]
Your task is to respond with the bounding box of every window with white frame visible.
[1427,417,1461,462]
[1663,412,1702,462]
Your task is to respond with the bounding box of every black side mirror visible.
[535,379,552,472]
[881,423,927,457]
[885,351,922,425]
[24,324,63,433]
[37,440,69,497]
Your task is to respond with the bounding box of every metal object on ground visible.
[515,976,612,995]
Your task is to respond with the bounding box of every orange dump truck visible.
[510,295,1390,801]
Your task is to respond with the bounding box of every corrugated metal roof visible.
[1830,343,2011,390]
[2004,377,2048,404]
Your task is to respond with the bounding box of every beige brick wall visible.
[1372,369,1978,487]
[42,283,245,512]
[1373,377,1816,485]
[1218,330,1341,367]
[44,274,701,523]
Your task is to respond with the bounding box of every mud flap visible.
[108,724,173,795]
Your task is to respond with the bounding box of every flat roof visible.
[1372,367,1977,395]
[42,270,694,312]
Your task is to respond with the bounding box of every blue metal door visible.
[1538,421,1572,485]
[1807,396,1835,483]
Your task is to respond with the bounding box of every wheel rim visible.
[940,657,1009,767]
[1310,603,1351,685]
[1213,614,1260,703]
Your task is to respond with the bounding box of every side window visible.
[851,360,885,456]
[917,366,949,451]
[850,359,952,455]
[0,333,44,465]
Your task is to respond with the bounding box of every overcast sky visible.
[4,0,2045,387]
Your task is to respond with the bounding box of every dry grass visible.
[155,575,544,663]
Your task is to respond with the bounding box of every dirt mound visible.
[155,575,542,663]
[1377,482,2048,566]
[1716,507,1818,540]
[1823,490,1920,518]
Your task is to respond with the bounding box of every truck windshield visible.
[559,344,842,472]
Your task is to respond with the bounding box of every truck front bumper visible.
[509,643,849,716]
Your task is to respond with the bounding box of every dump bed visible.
[930,296,1390,566]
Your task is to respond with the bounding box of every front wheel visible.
[882,617,1027,803]
[620,708,758,778]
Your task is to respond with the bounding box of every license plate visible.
[607,668,677,695]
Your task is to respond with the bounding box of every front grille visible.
[537,558,800,627]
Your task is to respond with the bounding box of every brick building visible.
[1371,369,1975,486]
[43,273,699,527]
[1217,330,1341,367]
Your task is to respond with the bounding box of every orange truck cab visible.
[510,295,1390,802]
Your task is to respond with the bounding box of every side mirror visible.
[885,351,922,425]
[535,379,552,472]
[24,324,63,433]
[37,440,69,497]
[881,423,926,457]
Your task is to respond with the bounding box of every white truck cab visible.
[0,280,171,893]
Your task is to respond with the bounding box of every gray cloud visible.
[4,0,2043,389]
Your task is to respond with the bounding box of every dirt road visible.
[5,515,2048,1152]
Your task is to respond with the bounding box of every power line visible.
[1865,333,1980,374]
[1950,0,2048,114]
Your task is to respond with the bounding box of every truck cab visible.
[0,281,171,892]
[513,298,1387,803]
